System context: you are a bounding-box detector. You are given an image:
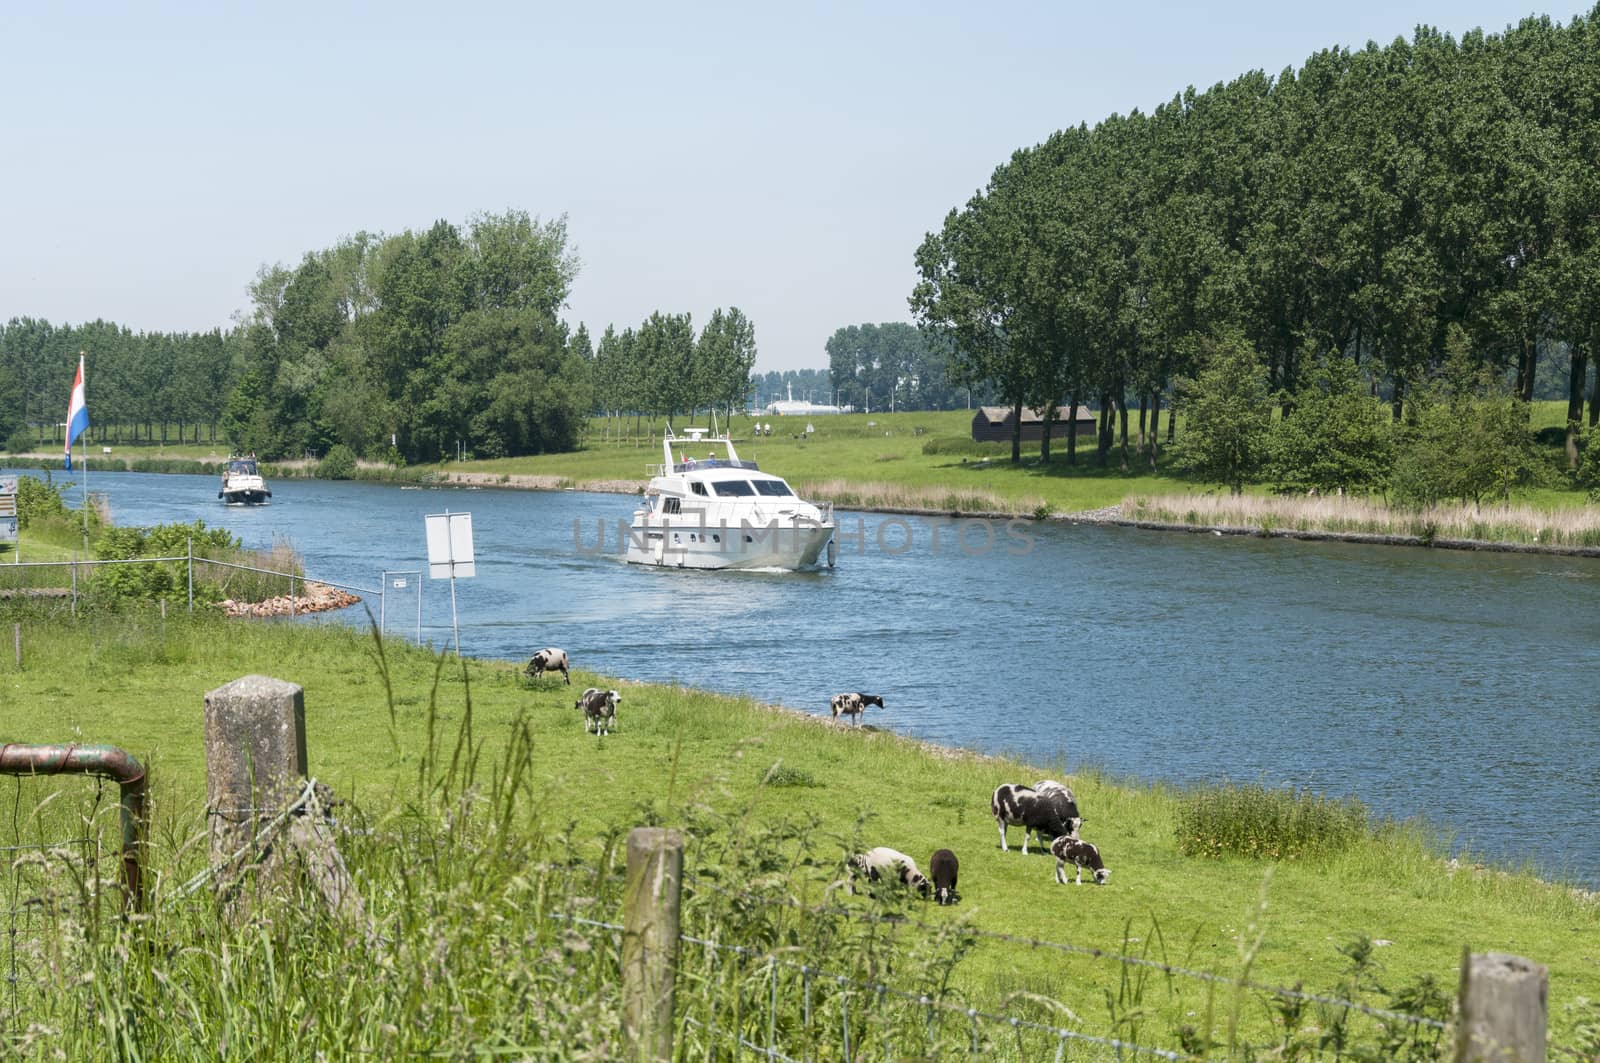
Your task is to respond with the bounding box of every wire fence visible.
[0,784,1537,1061]
[683,874,1452,1036]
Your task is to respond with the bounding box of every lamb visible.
[1050,835,1110,885]
[525,647,570,684]
[830,692,884,726]
[929,848,959,906]
[847,847,929,897]
[991,783,1082,854]
[576,688,620,735]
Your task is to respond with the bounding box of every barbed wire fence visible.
[0,712,1558,1061]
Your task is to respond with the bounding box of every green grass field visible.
[3,610,1596,1057]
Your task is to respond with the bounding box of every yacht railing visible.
[657,459,761,474]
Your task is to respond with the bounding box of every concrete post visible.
[1457,950,1547,1063]
[621,827,683,1063]
[204,675,307,870]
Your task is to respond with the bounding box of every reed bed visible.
[1124,493,1600,547]
[798,477,1048,516]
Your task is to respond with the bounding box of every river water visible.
[14,468,1600,885]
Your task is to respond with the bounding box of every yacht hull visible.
[623,521,835,570]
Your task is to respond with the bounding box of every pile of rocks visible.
[219,581,360,618]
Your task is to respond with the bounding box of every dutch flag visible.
[64,354,89,470]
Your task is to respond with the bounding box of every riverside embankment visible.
[14,465,1599,888]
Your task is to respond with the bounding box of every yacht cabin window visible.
[662,496,681,514]
[752,480,793,497]
[710,480,756,497]
[690,482,708,496]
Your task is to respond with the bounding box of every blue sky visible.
[1,1,1587,371]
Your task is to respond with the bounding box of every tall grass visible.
[1125,492,1600,547]
[1175,781,1371,862]
[799,477,1048,516]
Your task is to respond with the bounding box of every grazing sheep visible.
[847,847,929,897]
[576,688,620,735]
[1032,780,1085,836]
[526,648,570,684]
[991,783,1081,854]
[929,849,959,906]
[830,692,884,726]
[1050,836,1110,885]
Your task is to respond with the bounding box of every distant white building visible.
[760,383,848,416]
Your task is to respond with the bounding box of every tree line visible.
[825,323,985,411]
[0,212,777,463]
[912,11,1600,472]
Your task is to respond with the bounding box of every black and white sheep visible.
[929,848,959,906]
[847,847,929,896]
[830,692,884,726]
[991,783,1082,854]
[575,688,620,735]
[1050,836,1110,885]
[525,647,570,684]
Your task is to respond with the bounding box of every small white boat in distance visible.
[218,455,271,505]
[625,427,836,570]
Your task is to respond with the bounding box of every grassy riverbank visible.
[2,611,1597,1056]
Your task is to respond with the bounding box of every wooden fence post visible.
[1457,950,1547,1063]
[622,827,683,1063]
[204,674,307,916]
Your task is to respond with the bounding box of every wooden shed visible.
[970,406,1097,443]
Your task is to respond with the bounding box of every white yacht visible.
[218,455,271,505]
[625,428,836,570]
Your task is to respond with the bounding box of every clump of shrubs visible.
[1175,781,1368,861]
[315,444,359,480]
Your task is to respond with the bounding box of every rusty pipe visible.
[0,742,147,911]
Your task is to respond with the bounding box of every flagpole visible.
[80,432,88,548]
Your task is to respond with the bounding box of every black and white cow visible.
[847,847,929,897]
[576,688,620,735]
[991,783,1082,854]
[526,647,570,684]
[1050,835,1110,885]
[929,848,959,906]
[830,692,884,726]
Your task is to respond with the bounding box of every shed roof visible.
[974,405,1096,425]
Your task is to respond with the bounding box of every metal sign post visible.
[424,511,475,656]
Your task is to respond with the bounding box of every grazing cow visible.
[830,692,884,726]
[847,847,929,897]
[929,849,959,906]
[526,648,570,684]
[576,688,620,735]
[1050,835,1110,885]
[991,783,1082,854]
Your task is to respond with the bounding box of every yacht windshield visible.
[710,480,756,497]
[752,480,793,497]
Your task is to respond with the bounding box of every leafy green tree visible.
[1171,330,1273,494]
[1267,356,1395,495]
[696,307,757,424]
[1391,330,1534,506]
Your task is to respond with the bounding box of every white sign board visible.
[425,511,475,579]
[0,475,16,543]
